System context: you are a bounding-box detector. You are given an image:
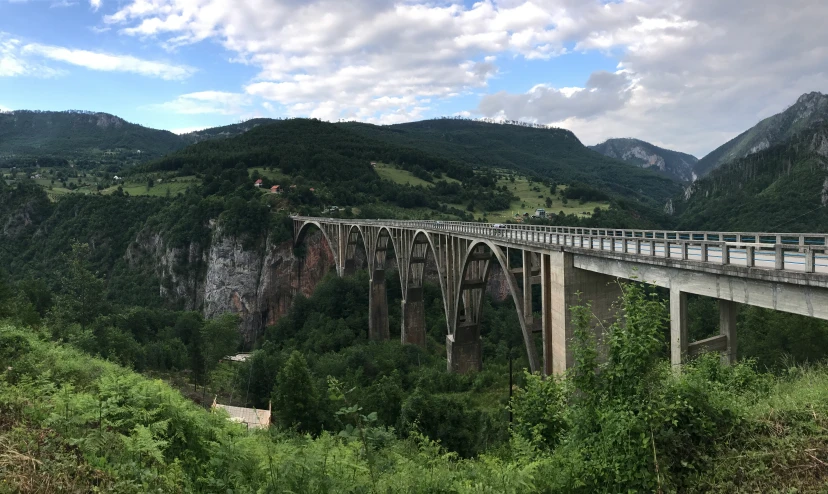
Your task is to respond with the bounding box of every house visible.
[309,188,315,192]
[270,185,281,194]
[370,161,377,166]
[254,179,263,187]
[212,397,271,430]
[223,353,252,363]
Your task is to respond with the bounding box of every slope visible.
[677,121,828,232]
[0,110,183,161]
[340,118,682,205]
[694,91,828,177]
[589,137,697,182]
[181,117,278,144]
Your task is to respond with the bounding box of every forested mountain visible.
[694,91,828,177]
[589,138,697,182]
[181,118,277,144]
[676,121,828,232]
[0,110,183,162]
[341,119,682,205]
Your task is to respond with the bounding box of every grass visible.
[466,177,610,222]
[373,162,461,188]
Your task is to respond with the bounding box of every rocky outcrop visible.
[589,138,697,182]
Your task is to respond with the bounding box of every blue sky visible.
[1,0,827,157]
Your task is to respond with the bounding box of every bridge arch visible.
[400,230,449,347]
[449,239,541,373]
[343,224,368,276]
[364,225,405,341]
[294,220,341,276]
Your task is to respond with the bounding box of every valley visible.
[2,91,828,492]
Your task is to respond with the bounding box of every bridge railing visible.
[293,216,828,274]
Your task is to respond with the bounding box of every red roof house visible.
[254,179,263,187]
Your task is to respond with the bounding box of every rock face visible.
[129,227,337,343]
[694,91,828,177]
[589,138,697,182]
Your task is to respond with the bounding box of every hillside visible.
[0,110,183,162]
[181,117,277,144]
[340,119,682,205]
[589,138,697,182]
[676,121,828,232]
[694,91,828,177]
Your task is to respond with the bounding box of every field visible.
[373,162,460,187]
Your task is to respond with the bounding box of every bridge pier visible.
[542,251,621,375]
[401,286,426,346]
[447,323,482,373]
[369,268,390,341]
[718,300,739,364]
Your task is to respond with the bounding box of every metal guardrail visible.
[294,216,828,275]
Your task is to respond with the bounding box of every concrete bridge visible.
[293,216,828,374]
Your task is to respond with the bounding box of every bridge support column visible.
[369,269,389,341]
[344,259,356,277]
[719,300,739,364]
[401,286,426,346]
[543,251,621,375]
[447,323,482,373]
[670,288,688,369]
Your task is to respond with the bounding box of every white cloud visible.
[89,0,100,10]
[0,32,63,78]
[22,43,195,80]
[0,103,11,112]
[475,0,828,157]
[104,0,575,122]
[101,0,828,155]
[50,0,78,8]
[154,91,251,115]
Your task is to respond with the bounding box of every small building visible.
[212,397,271,430]
[254,179,263,188]
[370,161,377,166]
[309,188,315,192]
[271,185,281,194]
[223,353,252,363]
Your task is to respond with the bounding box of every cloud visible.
[89,0,100,10]
[104,0,577,122]
[472,0,828,156]
[0,32,63,78]
[22,43,195,80]
[0,103,11,112]
[154,91,251,115]
[169,125,209,134]
[479,71,633,122]
[50,0,78,7]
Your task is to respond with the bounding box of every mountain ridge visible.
[589,137,697,182]
[694,91,828,177]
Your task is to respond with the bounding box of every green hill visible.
[676,122,828,232]
[341,118,682,205]
[0,110,183,162]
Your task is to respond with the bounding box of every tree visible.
[272,351,319,433]
[201,314,241,376]
[51,242,105,332]
[545,197,552,208]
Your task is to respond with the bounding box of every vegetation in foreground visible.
[2,283,828,493]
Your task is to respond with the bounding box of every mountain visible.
[182,118,277,144]
[341,119,682,205]
[589,138,697,182]
[0,110,183,161]
[694,91,828,177]
[676,121,828,232]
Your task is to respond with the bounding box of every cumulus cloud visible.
[99,0,828,155]
[480,71,633,122]
[89,0,100,10]
[476,0,828,156]
[155,91,251,115]
[22,43,195,80]
[104,0,578,122]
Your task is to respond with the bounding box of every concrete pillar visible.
[369,269,389,341]
[447,323,482,373]
[344,259,356,276]
[719,300,739,364]
[543,251,621,375]
[401,286,426,346]
[670,288,688,369]
[522,250,533,325]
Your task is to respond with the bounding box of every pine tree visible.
[272,351,319,433]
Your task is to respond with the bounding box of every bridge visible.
[293,216,828,375]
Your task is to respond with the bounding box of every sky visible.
[1,0,827,158]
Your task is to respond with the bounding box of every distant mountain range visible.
[0,110,275,163]
[588,138,697,182]
[694,91,828,177]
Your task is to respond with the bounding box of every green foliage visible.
[273,351,320,433]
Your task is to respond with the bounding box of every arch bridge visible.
[294,216,828,374]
